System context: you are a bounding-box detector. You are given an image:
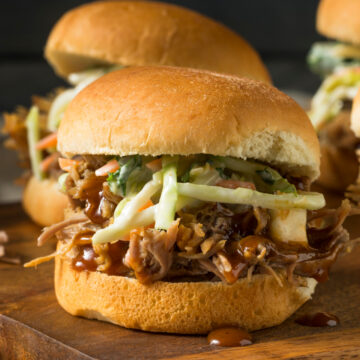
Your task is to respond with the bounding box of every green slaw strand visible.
[155,156,178,230]
[177,183,325,210]
[92,172,162,244]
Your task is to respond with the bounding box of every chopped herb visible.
[107,155,142,196]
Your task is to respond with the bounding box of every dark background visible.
[0,0,325,112]
[0,1,325,201]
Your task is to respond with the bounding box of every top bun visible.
[58,66,320,181]
[351,88,360,137]
[317,0,360,45]
[45,1,270,83]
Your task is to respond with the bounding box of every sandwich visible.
[307,0,360,191]
[26,66,355,334]
[2,1,270,227]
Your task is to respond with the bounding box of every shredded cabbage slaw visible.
[308,67,360,131]
[91,155,325,245]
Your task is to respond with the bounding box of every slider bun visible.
[55,252,317,334]
[44,1,270,83]
[23,176,69,227]
[317,0,360,45]
[58,66,320,181]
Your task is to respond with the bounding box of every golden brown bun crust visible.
[59,66,320,180]
[351,89,360,137]
[22,176,69,227]
[45,1,270,83]
[317,0,360,45]
[55,253,317,334]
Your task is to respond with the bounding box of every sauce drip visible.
[295,312,339,327]
[106,241,130,276]
[72,241,130,276]
[207,327,252,347]
[73,245,98,272]
[82,175,107,224]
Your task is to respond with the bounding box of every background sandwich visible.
[26,67,354,334]
[307,0,360,192]
[2,0,270,227]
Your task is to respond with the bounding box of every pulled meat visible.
[28,157,355,286]
[37,214,89,246]
[124,220,179,283]
[65,158,116,224]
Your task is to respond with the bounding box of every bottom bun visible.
[55,253,317,334]
[23,176,69,227]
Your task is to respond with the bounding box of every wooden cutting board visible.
[1,200,360,360]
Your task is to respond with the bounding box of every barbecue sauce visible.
[106,241,130,276]
[73,245,98,272]
[72,241,129,276]
[82,175,107,224]
[207,327,252,347]
[296,312,339,327]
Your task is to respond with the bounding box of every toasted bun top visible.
[317,0,360,45]
[58,66,320,180]
[351,89,360,136]
[44,1,270,83]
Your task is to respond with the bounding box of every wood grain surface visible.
[0,199,360,360]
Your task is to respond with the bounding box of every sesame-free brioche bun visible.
[54,250,317,334]
[44,1,270,83]
[317,0,360,45]
[22,176,69,227]
[58,66,320,181]
[351,88,360,137]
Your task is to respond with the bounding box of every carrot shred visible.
[145,158,162,172]
[58,158,79,172]
[120,202,154,241]
[95,159,120,177]
[40,153,58,172]
[35,132,57,150]
[137,200,154,213]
